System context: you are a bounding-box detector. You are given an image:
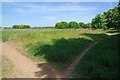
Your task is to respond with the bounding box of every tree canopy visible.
[55,22,68,29]
[68,21,80,29]
[12,24,30,29]
[91,4,119,30]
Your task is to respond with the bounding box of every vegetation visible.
[1,1,119,78]
[2,56,15,78]
[68,21,80,29]
[2,29,108,69]
[1,30,16,42]
[54,4,119,30]
[12,24,30,29]
[55,21,68,29]
[91,5,119,30]
[91,14,106,29]
[72,34,119,78]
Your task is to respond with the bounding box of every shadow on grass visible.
[106,30,120,33]
[29,33,109,69]
[34,63,59,78]
[72,34,119,78]
[30,33,110,78]
[31,37,93,70]
[80,33,108,41]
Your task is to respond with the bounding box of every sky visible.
[2,2,118,27]
[1,0,119,2]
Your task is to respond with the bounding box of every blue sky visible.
[2,2,118,27]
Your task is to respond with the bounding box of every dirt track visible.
[2,41,61,78]
[1,33,110,78]
[63,41,99,78]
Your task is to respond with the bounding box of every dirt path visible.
[1,33,113,78]
[1,41,61,78]
[63,33,114,78]
[63,41,100,78]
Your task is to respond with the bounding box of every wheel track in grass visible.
[63,33,113,78]
[63,41,99,78]
[1,33,113,78]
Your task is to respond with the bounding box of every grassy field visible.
[2,29,118,70]
[72,34,119,78]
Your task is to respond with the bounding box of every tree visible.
[91,14,106,29]
[68,21,80,29]
[86,23,92,28]
[12,24,30,29]
[61,22,69,29]
[55,22,68,29]
[79,22,86,28]
[12,25,19,29]
[103,6,119,30]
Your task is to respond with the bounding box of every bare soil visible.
[2,41,61,78]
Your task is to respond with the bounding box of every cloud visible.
[11,3,98,14]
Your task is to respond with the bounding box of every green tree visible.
[91,14,106,29]
[69,21,80,29]
[79,22,86,28]
[86,23,92,28]
[12,25,19,29]
[118,2,120,30]
[103,6,119,30]
[61,21,69,29]
[55,22,68,29]
[12,24,30,29]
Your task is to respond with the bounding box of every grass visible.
[1,29,111,69]
[72,34,119,78]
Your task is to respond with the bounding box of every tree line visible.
[12,2,119,30]
[91,4,119,30]
[55,21,90,29]
[12,24,30,29]
[55,3,120,30]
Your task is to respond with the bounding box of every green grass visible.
[2,29,109,69]
[1,29,17,42]
[72,34,119,78]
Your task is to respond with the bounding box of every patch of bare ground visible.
[2,40,62,78]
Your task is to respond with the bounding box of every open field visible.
[1,29,119,78]
[1,29,111,69]
[1,1,120,78]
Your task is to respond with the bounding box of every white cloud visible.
[2,0,119,2]
[12,3,98,14]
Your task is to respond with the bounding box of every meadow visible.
[1,29,109,69]
[1,28,119,78]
